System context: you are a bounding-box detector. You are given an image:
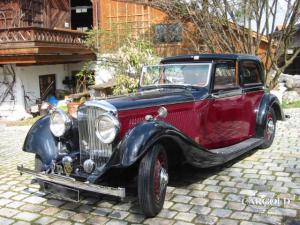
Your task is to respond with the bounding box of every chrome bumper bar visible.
[17,165,126,198]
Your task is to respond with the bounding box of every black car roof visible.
[161,54,261,64]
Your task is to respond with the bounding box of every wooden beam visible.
[0,54,96,65]
[0,46,93,55]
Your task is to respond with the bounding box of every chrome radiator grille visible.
[78,106,113,169]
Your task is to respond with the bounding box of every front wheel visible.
[138,144,168,217]
[260,108,276,149]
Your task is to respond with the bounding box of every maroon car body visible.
[19,54,284,217]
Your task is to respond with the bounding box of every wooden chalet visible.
[276,24,300,75]
[92,0,196,56]
[92,0,270,57]
[0,0,94,65]
[0,0,271,120]
[0,0,96,119]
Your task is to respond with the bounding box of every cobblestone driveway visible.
[0,109,300,225]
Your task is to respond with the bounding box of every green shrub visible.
[282,100,300,109]
[84,25,159,95]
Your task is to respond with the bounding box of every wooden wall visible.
[0,0,21,28]
[45,0,71,29]
[92,0,196,56]
[0,0,71,29]
[92,0,270,58]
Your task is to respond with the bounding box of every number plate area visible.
[41,181,80,202]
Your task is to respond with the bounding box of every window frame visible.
[140,63,212,88]
[239,60,264,87]
[211,60,240,93]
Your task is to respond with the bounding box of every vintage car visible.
[18,54,284,217]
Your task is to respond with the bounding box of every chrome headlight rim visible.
[95,112,120,144]
[50,109,72,137]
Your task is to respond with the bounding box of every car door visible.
[239,60,265,137]
[203,61,250,149]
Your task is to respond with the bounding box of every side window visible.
[240,61,262,85]
[213,62,238,90]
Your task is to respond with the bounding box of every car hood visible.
[103,88,207,111]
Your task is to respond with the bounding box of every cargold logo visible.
[242,197,291,207]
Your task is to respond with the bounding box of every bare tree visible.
[128,0,300,89]
[0,65,16,106]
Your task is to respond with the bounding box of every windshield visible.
[140,63,212,87]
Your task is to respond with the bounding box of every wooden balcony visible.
[0,27,95,65]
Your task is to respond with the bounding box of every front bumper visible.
[17,165,126,199]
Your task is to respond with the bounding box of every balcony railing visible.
[0,27,87,46]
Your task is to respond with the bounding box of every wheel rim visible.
[265,112,275,141]
[153,152,168,201]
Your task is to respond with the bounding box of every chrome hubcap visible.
[267,119,275,136]
[159,167,168,194]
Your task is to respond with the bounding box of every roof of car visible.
[161,54,261,64]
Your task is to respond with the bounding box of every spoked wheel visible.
[260,108,276,149]
[138,144,168,217]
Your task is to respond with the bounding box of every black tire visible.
[138,144,168,217]
[260,108,276,149]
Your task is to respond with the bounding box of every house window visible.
[154,23,182,43]
[75,7,88,13]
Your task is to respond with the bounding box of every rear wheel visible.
[260,108,276,149]
[138,144,168,217]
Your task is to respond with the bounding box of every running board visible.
[184,138,264,168]
[210,138,264,159]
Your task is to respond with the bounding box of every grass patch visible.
[1,116,42,127]
[282,100,300,109]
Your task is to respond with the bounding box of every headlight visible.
[50,110,72,137]
[95,113,120,144]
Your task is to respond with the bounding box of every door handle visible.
[211,93,219,99]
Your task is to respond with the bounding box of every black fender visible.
[23,115,58,167]
[113,120,231,169]
[91,120,219,182]
[116,120,189,167]
[256,93,284,137]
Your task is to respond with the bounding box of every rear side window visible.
[213,62,238,90]
[240,61,262,85]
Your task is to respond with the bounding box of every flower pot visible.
[67,102,80,118]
